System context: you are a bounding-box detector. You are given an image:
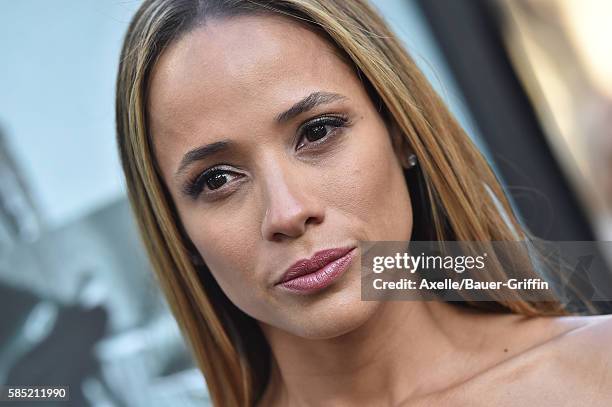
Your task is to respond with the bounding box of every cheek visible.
[331,125,413,241]
[182,211,263,307]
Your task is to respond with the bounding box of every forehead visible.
[147,14,359,155]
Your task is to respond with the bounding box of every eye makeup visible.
[295,114,350,151]
[181,112,352,200]
[182,164,245,199]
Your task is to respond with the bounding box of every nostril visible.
[305,215,321,226]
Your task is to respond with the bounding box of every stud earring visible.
[406,153,418,169]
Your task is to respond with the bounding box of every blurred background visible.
[0,0,610,405]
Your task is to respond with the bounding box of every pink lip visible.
[275,247,357,293]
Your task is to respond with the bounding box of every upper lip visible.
[275,246,355,285]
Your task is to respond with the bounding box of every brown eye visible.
[304,124,328,142]
[296,115,349,150]
[184,166,243,199]
[206,172,230,190]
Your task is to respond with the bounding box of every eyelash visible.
[295,114,349,150]
[184,114,350,199]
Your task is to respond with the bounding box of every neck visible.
[258,301,507,406]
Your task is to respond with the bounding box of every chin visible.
[284,285,381,340]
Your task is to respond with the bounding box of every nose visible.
[260,162,325,242]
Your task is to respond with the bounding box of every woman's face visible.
[148,15,413,338]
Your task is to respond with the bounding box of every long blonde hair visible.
[116,0,570,405]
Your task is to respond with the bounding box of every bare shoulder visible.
[545,313,612,367]
[531,313,612,404]
[552,313,612,373]
[430,313,612,406]
[563,312,612,342]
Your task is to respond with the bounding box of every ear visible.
[189,250,206,267]
[388,119,415,169]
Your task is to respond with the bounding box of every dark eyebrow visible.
[174,91,346,178]
[175,140,231,178]
[275,91,347,123]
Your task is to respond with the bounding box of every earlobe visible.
[188,248,206,267]
[388,120,417,169]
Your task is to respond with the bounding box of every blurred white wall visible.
[0,1,140,228]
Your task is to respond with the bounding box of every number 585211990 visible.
[2,386,69,401]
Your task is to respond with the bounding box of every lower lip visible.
[276,248,357,293]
